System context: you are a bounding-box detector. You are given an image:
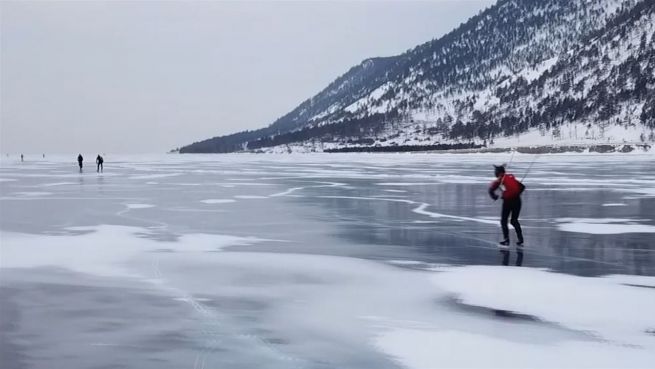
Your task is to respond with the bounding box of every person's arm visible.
[519,181,526,194]
[488,180,500,200]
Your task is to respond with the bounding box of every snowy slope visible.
[179,0,655,153]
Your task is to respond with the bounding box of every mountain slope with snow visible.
[179,0,655,153]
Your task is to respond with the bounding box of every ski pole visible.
[506,148,516,171]
[521,154,540,182]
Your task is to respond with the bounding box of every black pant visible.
[97,163,103,172]
[501,198,523,242]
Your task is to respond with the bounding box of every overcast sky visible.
[1,0,493,154]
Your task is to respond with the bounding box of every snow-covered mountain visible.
[179,0,655,153]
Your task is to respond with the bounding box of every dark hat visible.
[494,164,506,176]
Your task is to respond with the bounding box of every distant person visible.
[42,154,45,158]
[96,154,104,173]
[489,164,525,265]
[77,154,83,172]
[21,154,24,162]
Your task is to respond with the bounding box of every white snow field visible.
[1,153,654,369]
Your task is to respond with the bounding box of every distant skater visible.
[96,154,104,173]
[489,164,525,266]
[21,154,24,162]
[77,154,83,172]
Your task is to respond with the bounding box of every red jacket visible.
[489,174,525,200]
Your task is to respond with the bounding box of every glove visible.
[491,194,499,201]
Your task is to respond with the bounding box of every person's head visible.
[494,164,505,178]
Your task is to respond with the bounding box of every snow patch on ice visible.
[125,203,155,209]
[555,218,655,234]
[200,199,236,204]
[556,218,646,223]
[0,225,266,277]
[12,191,52,196]
[603,274,655,288]
[376,328,655,369]
[386,260,425,266]
[558,223,655,234]
[39,182,76,187]
[430,266,655,347]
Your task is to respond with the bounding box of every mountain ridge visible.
[179,0,655,153]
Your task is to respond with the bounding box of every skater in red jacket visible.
[489,164,525,252]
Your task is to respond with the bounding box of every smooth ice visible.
[1,153,654,369]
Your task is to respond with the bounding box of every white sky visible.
[1,0,493,154]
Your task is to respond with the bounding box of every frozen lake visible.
[1,153,654,368]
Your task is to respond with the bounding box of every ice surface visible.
[413,203,499,225]
[129,173,183,180]
[1,153,654,368]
